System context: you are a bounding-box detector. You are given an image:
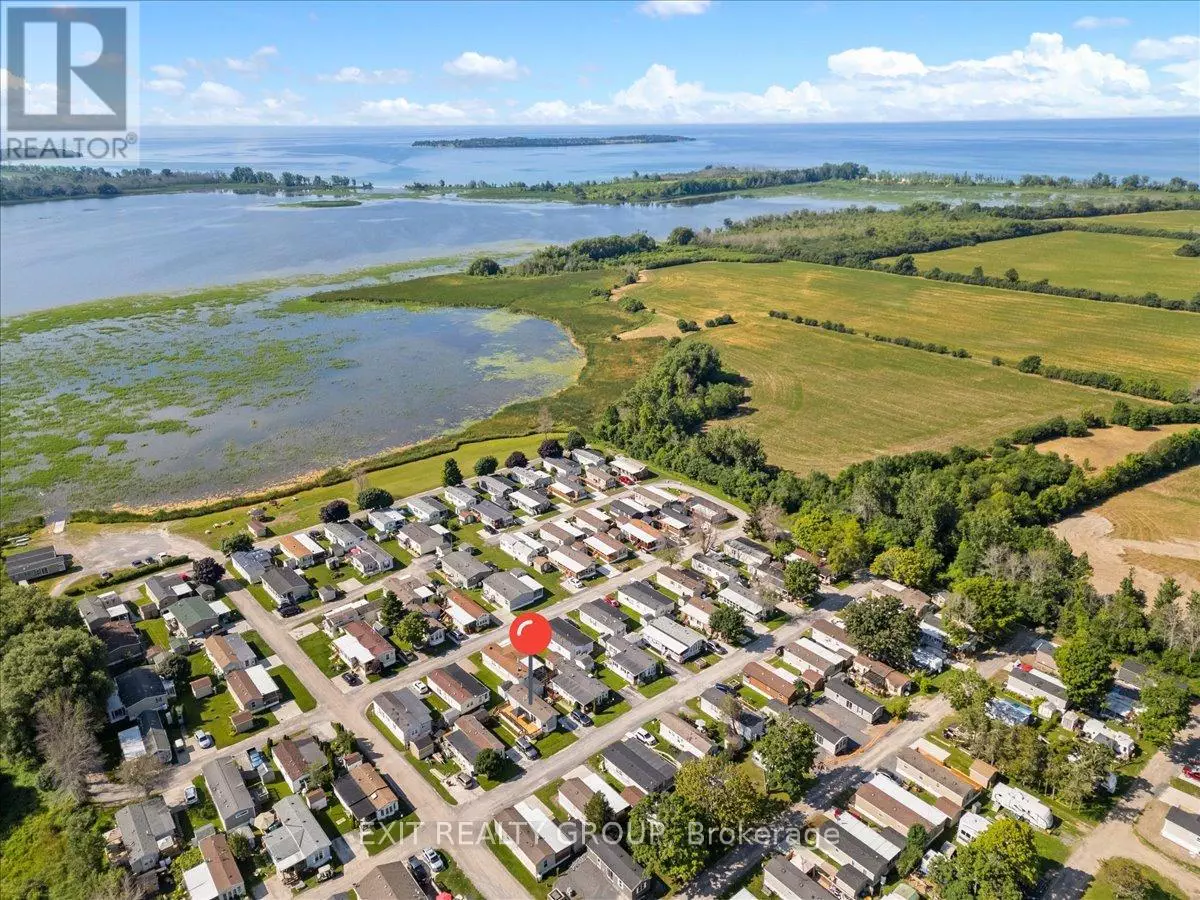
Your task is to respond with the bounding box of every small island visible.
[412,134,694,149]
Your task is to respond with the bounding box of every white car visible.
[632,728,656,747]
[412,680,430,696]
[194,730,214,749]
[422,847,445,873]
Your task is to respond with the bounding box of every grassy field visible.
[625,261,1199,391]
[881,230,1200,300]
[1074,209,1200,231]
[624,265,1122,473]
[1093,465,1200,543]
[1037,424,1199,472]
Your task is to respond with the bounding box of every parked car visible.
[131,559,145,567]
[618,475,635,486]
[194,730,214,749]
[516,736,541,760]
[564,577,582,590]
[569,708,593,728]
[714,682,735,695]
[247,748,265,769]
[455,772,477,789]
[412,680,430,696]
[341,672,361,687]
[316,865,336,883]
[707,640,727,656]
[632,728,656,747]
[184,786,199,806]
[407,856,425,875]
[422,848,445,873]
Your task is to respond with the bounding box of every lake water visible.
[0,301,581,518]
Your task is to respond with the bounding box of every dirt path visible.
[49,524,215,596]
[1053,512,1200,595]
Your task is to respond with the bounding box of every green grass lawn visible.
[535,729,579,758]
[246,584,277,613]
[594,663,629,693]
[885,230,1200,301]
[268,665,317,712]
[638,675,677,698]
[297,631,343,678]
[178,681,277,747]
[533,779,568,821]
[1082,857,1186,900]
[363,811,420,856]
[1171,776,1200,799]
[1075,209,1200,230]
[187,648,214,678]
[239,629,275,659]
[136,617,170,649]
[591,698,631,729]
[1033,830,1069,868]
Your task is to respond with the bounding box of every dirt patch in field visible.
[1037,424,1196,472]
[1054,512,1200,595]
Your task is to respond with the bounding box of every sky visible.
[7,0,1200,126]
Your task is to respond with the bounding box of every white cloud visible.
[1162,60,1200,98]
[636,0,712,18]
[225,45,278,73]
[443,51,527,80]
[1073,16,1130,30]
[190,81,245,107]
[150,64,187,79]
[145,78,186,97]
[828,47,927,78]
[317,66,411,85]
[352,96,496,123]
[1132,35,1200,60]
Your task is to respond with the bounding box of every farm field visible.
[641,309,1108,473]
[1036,424,1199,471]
[1072,209,1200,230]
[1093,464,1200,544]
[880,230,1200,299]
[623,261,1200,391]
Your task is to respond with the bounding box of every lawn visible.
[1033,830,1069,869]
[882,230,1200,301]
[136,617,170,649]
[297,631,343,678]
[533,779,568,821]
[177,682,277,748]
[638,675,677,698]
[621,264,1122,474]
[240,629,276,659]
[268,665,318,712]
[1082,857,1187,900]
[363,811,420,855]
[535,729,579,758]
[591,698,631,728]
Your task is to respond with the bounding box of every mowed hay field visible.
[882,230,1200,299]
[1072,209,1200,230]
[1036,424,1200,471]
[1093,464,1200,544]
[626,262,1200,391]
[649,313,1107,474]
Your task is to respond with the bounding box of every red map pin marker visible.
[510,612,552,656]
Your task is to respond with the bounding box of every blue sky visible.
[22,0,1200,125]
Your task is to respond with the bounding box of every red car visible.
[618,475,635,486]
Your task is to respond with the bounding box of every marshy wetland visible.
[0,288,582,520]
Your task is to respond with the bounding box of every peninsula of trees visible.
[412,134,693,148]
[0,165,374,204]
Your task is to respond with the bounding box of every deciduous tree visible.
[628,793,710,884]
[930,818,1038,900]
[709,604,745,644]
[504,451,527,469]
[221,534,253,555]
[474,747,504,780]
[191,557,224,586]
[442,458,463,487]
[756,717,816,796]
[1138,674,1190,746]
[473,456,498,477]
[842,594,919,668]
[117,754,166,797]
[319,499,350,523]
[1056,628,1114,711]
[35,691,103,803]
[356,487,393,510]
[396,611,429,648]
[782,559,818,601]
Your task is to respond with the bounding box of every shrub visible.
[356,487,394,510]
[473,456,498,477]
[466,257,501,276]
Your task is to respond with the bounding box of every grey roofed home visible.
[116,667,169,707]
[550,615,592,649]
[262,794,333,871]
[201,756,254,828]
[439,550,492,584]
[765,701,851,754]
[77,594,112,629]
[353,861,426,900]
[483,570,541,607]
[821,820,890,880]
[325,521,369,547]
[608,642,657,681]
[764,856,838,900]
[550,666,609,708]
[114,797,176,865]
[585,836,649,897]
[473,499,515,523]
[5,545,68,582]
[229,548,273,583]
[262,565,309,597]
[618,580,674,617]
[478,474,517,498]
[169,595,218,633]
[824,675,884,717]
[602,738,676,793]
[138,710,170,758]
[579,598,628,634]
[373,688,433,737]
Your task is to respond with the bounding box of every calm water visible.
[0,190,859,313]
[0,302,581,516]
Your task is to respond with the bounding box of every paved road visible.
[1042,705,1200,900]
